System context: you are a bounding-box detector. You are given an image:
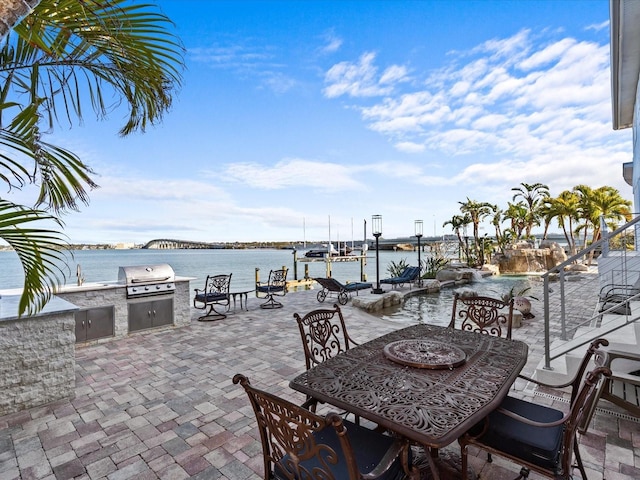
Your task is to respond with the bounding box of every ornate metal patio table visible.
[289,323,528,480]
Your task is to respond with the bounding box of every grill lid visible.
[118,264,176,297]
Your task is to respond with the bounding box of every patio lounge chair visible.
[314,277,372,305]
[598,278,640,314]
[380,265,420,288]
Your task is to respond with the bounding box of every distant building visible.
[113,242,135,250]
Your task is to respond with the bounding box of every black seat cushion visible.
[195,292,227,302]
[473,396,564,471]
[257,285,284,293]
[275,419,407,479]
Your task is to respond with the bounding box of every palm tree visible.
[458,199,495,265]
[1,0,184,315]
[443,214,471,260]
[550,190,581,255]
[511,182,549,238]
[575,185,632,249]
[538,192,556,240]
[503,202,528,240]
[491,206,503,247]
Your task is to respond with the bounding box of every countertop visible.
[0,295,78,322]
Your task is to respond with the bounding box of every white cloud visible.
[319,32,343,54]
[323,52,408,98]
[586,20,609,32]
[395,141,425,153]
[331,28,622,182]
[222,158,366,191]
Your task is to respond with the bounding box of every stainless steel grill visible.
[118,264,176,298]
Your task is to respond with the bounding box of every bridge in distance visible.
[143,233,569,250]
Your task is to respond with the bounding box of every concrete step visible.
[534,317,640,386]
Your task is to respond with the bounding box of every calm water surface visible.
[375,275,535,326]
[0,249,534,324]
[0,249,414,291]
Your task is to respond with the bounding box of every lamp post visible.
[372,215,384,294]
[415,220,423,286]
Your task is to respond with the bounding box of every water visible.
[0,248,422,292]
[375,275,536,326]
[0,249,535,324]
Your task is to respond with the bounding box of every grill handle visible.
[130,276,171,284]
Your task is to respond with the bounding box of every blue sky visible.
[11,0,632,244]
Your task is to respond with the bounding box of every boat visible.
[304,249,330,258]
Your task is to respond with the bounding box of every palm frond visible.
[7,0,184,135]
[0,200,70,316]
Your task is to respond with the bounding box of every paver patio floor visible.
[1,287,638,479]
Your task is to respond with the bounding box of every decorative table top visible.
[383,339,467,369]
[290,324,528,448]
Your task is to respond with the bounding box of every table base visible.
[412,447,477,480]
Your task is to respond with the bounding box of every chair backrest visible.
[268,268,288,291]
[294,304,356,370]
[398,266,417,280]
[232,374,362,480]
[204,274,232,296]
[449,293,514,339]
[565,338,609,406]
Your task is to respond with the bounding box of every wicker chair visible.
[233,374,418,480]
[449,293,514,339]
[459,339,611,480]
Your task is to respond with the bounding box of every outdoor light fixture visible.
[415,220,423,287]
[372,215,384,294]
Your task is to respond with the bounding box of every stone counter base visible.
[0,312,75,416]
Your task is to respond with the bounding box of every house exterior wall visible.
[633,78,640,214]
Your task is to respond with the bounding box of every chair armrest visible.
[516,373,577,390]
[496,406,570,428]
[600,284,637,298]
[361,438,411,480]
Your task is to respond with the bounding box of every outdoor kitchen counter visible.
[0,294,78,322]
[0,276,193,416]
[0,295,78,416]
[55,276,194,341]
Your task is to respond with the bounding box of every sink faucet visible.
[76,264,85,286]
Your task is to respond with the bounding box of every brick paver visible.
[0,283,638,479]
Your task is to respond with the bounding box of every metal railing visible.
[542,215,640,369]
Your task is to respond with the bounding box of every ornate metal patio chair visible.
[233,374,418,480]
[585,348,640,425]
[256,268,288,309]
[459,338,611,480]
[294,304,359,371]
[449,293,514,339]
[294,304,360,418]
[193,273,232,321]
